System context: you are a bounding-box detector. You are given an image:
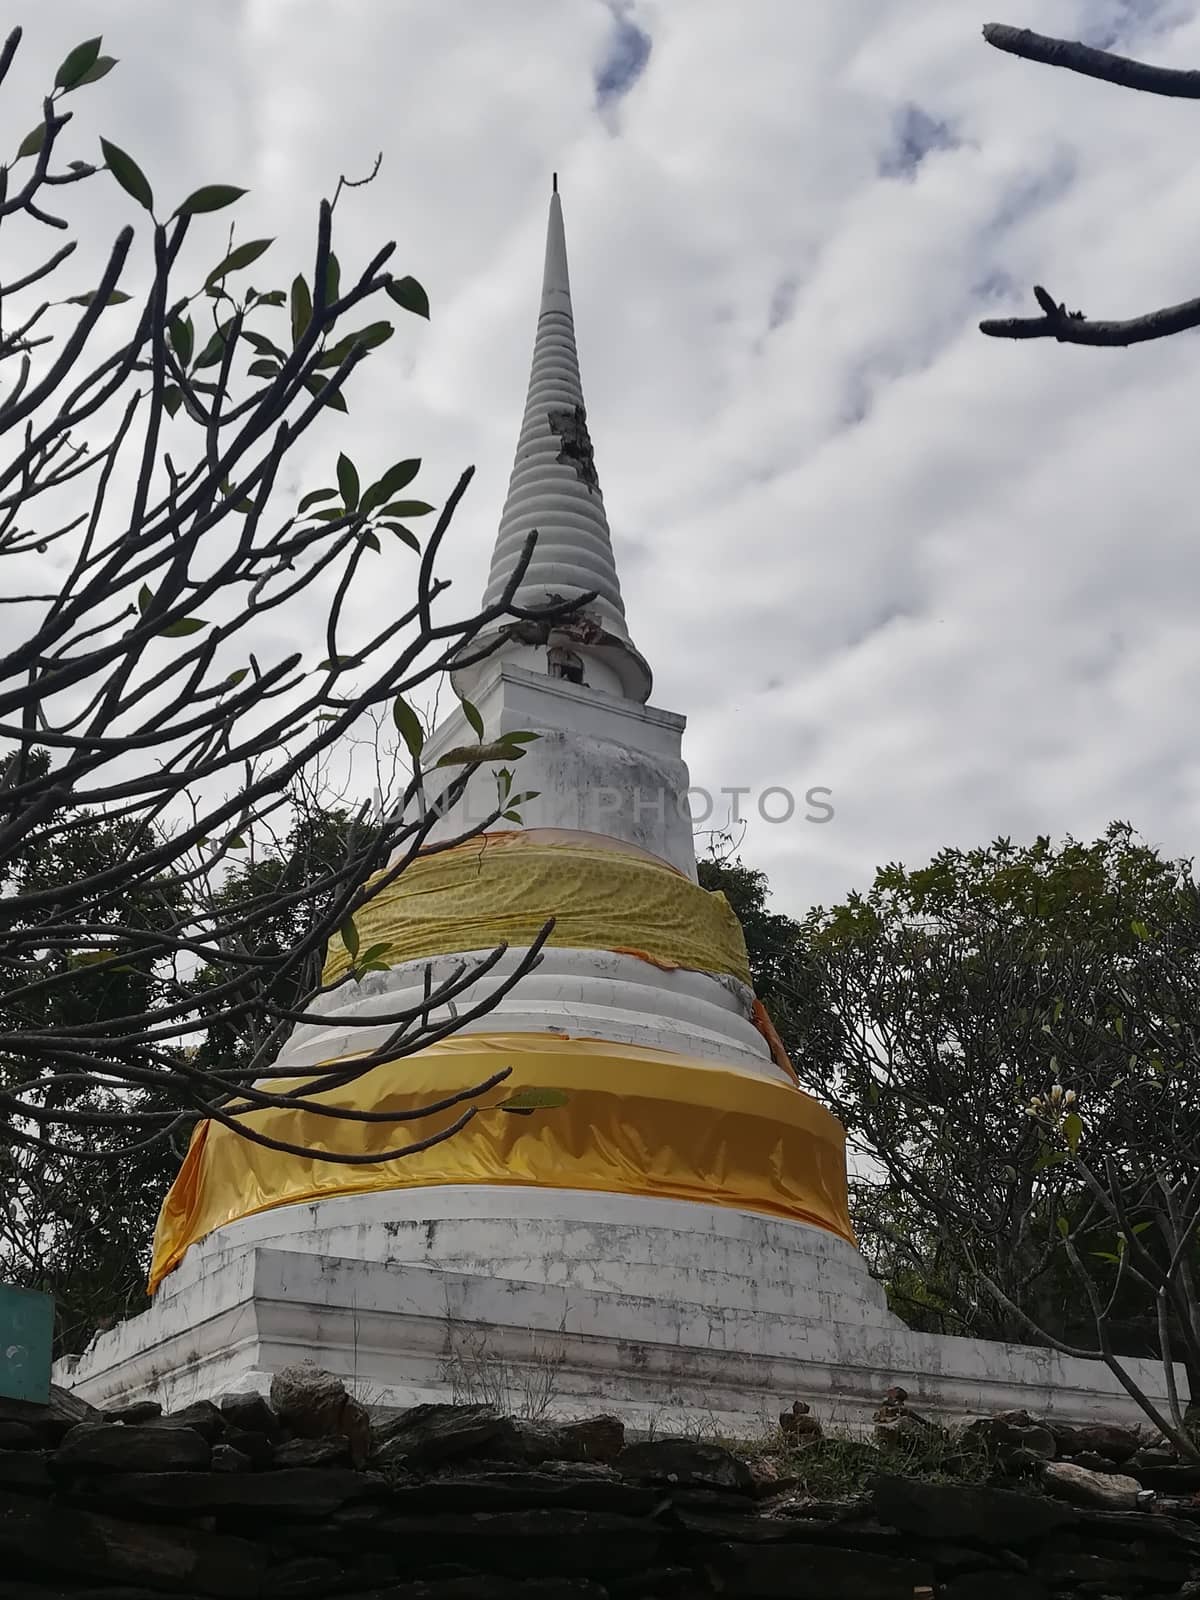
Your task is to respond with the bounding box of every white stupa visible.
[61,185,1181,1432]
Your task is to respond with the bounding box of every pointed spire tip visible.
[552,171,558,194]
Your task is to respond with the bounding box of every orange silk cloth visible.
[149,1034,854,1294]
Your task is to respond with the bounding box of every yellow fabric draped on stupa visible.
[149,834,854,1293]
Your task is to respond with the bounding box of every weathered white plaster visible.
[60,1240,1187,1439]
[273,948,788,1084]
[408,664,697,878]
[152,1190,896,1330]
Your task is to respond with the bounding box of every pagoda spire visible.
[466,179,652,704]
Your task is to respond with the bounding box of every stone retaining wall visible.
[2,1373,1200,1598]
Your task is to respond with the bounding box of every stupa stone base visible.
[58,1190,1183,1435]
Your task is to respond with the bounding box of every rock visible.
[270,1363,369,1466]
[225,1426,275,1466]
[0,1419,39,1450]
[54,1421,211,1474]
[747,1455,801,1498]
[710,1540,933,1599]
[1050,1420,1141,1463]
[87,1466,375,1516]
[0,1449,52,1493]
[616,1438,754,1493]
[779,1401,823,1443]
[265,1555,347,1597]
[483,1415,625,1465]
[272,1435,352,1468]
[1066,1449,1122,1473]
[938,1577,1049,1600]
[102,1400,162,1425]
[211,1443,253,1473]
[371,1403,509,1469]
[0,1487,266,1595]
[0,1384,100,1445]
[1042,1459,1143,1510]
[387,1468,660,1516]
[154,1398,227,1441]
[1128,1460,1200,1493]
[1036,1546,1182,1590]
[961,1412,1055,1461]
[218,1390,280,1437]
[874,1413,944,1449]
[322,1506,661,1581]
[870,1474,1075,1547]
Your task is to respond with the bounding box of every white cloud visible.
[7,0,1200,913]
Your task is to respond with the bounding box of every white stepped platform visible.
[60,1191,1184,1436]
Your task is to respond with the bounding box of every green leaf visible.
[336,453,360,511]
[436,741,527,768]
[137,584,152,614]
[1063,1112,1083,1153]
[501,810,523,823]
[168,315,194,366]
[205,236,273,288]
[193,322,233,369]
[242,329,286,358]
[382,522,420,552]
[386,275,430,318]
[298,488,338,513]
[392,696,425,761]
[66,290,132,307]
[302,374,348,413]
[100,137,153,211]
[339,916,360,959]
[502,731,538,744]
[313,321,394,369]
[496,1088,568,1113]
[17,124,47,160]
[290,274,312,347]
[1130,919,1151,942]
[247,358,281,379]
[226,834,247,850]
[160,617,208,637]
[360,530,381,553]
[224,668,249,687]
[358,943,392,965]
[175,184,247,218]
[67,54,117,89]
[1056,1216,1070,1239]
[1033,1148,1070,1172]
[55,37,102,90]
[253,289,287,308]
[379,458,420,497]
[461,698,485,740]
[379,500,434,517]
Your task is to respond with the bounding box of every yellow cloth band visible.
[321,835,752,988]
[149,1034,854,1294]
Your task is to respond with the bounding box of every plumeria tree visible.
[980,22,1200,347]
[0,27,574,1234]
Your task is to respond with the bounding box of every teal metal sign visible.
[0,1284,54,1403]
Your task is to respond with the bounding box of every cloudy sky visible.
[7,0,1200,916]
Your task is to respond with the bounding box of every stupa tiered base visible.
[61,1185,1178,1434]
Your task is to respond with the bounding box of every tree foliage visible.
[705,827,1200,1452]
[0,30,573,1220]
